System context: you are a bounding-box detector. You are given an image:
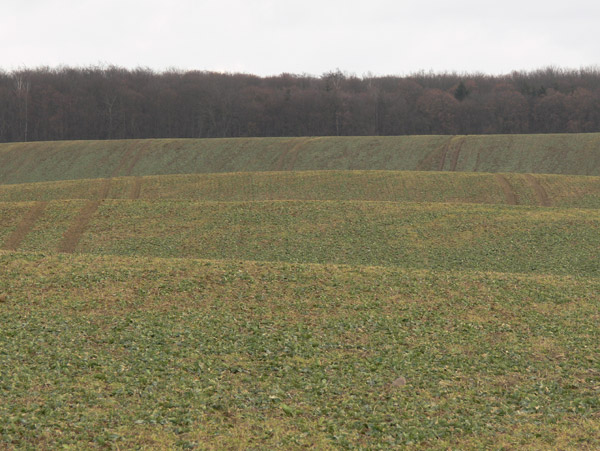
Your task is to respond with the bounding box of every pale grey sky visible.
[2,0,599,76]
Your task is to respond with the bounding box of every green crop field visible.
[1,136,599,449]
[2,171,600,208]
[1,253,599,449]
[1,133,600,185]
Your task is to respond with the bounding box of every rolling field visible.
[1,198,599,276]
[1,137,599,449]
[1,133,600,185]
[1,171,600,208]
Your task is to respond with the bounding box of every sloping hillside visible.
[1,133,600,184]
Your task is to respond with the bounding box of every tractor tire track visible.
[110,141,149,178]
[273,138,320,171]
[524,174,551,206]
[129,177,143,199]
[416,137,453,171]
[474,150,481,172]
[2,201,48,251]
[438,139,451,171]
[111,142,139,177]
[495,174,518,206]
[58,178,111,253]
[449,137,466,171]
[286,137,321,171]
[273,138,308,171]
[98,178,112,199]
[273,139,301,171]
[122,142,149,177]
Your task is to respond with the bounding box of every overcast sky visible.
[2,0,599,76]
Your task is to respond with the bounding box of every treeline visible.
[2,66,600,142]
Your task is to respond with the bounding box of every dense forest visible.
[1,66,600,142]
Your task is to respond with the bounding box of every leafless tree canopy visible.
[1,66,599,142]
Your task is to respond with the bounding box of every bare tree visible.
[1,65,600,142]
[14,75,30,141]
